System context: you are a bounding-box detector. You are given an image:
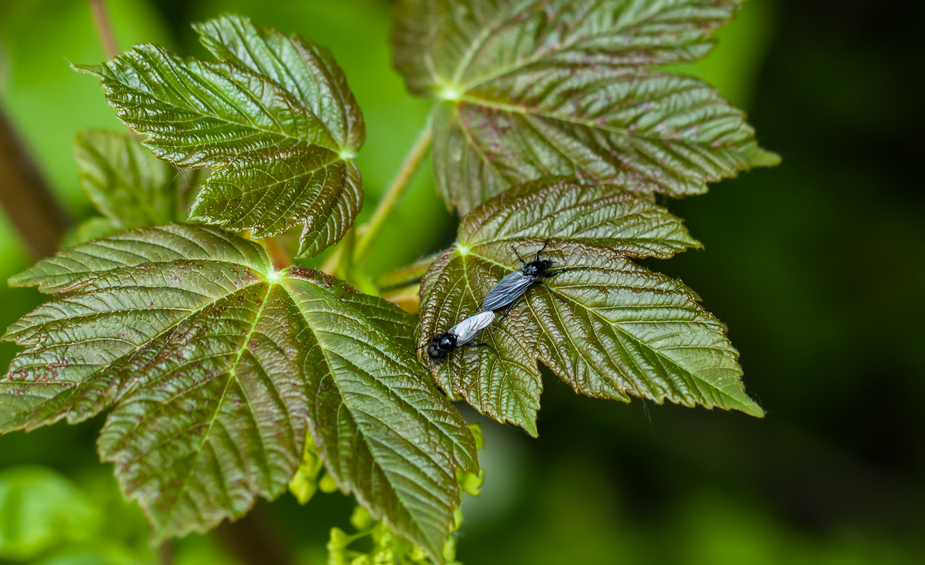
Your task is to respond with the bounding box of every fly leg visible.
[466,342,500,358]
[510,244,528,267]
[540,266,588,303]
[497,299,520,323]
[534,238,551,262]
[539,280,571,305]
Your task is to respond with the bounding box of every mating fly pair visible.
[423,240,585,366]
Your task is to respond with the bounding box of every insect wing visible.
[449,311,495,346]
[481,271,533,311]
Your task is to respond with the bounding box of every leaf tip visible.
[739,397,766,418]
[71,63,102,76]
[8,269,35,289]
[683,233,704,251]
[521,418,539,438]
[294,234,319,260]
[186,195,210,224]
[743,143,782,167]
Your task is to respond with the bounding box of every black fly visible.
[424,310,497,364]
[480,239,585,318]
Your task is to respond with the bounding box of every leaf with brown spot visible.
[1,224,476,561]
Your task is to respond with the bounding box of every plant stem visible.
[319,245,342,275]
[87,0,118,59]
[216,508,294,565]
[158,542,174,565]
[263,237,291,270]
[0,108,72,259]
[353,116,433,265]
[335,227,356,279]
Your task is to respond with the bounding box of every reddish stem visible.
[87,0,119,59]
[0,108,71,259]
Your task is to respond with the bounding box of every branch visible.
[0,108,72,259]
[158,542,174,565]
[87,0,119,59]
[216,508,294,565]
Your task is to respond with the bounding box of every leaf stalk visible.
[262,237,291,270]
[353,115,433,265]
[335,227,356,279]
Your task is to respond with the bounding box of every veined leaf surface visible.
[75,130,176,232]
[78,14,365,257]
[392,0,779,214]
[417,180,762,436]
[1,225,476,559]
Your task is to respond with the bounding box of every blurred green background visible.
[1,0,922,564]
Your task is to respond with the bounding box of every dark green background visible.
[1,0,922,563]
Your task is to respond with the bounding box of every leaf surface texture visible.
[1,225,475,557]
[75,130,177,232]
[79,14,365,256]
[416,180,762,435]
[393,0,779,213]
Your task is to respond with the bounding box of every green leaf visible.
[77,14,365,257]
[1,225,476,558]
[416,179,762,436]
[71,217,123,246]
[392,0,780,214]
[75,130,177,230]
[328,422,485,565]
[0,467,100,561]
[289,439,324,505]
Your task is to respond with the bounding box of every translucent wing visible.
[449,311,495,346]
[480,271,534,312]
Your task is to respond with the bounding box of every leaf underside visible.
[78,14,366,257]
[1,225,476,559]
[416,180,763,436]
[393,0,780,214]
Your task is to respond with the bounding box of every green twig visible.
[354,116,433,265]
[320,245,342,276]
[373,252,441,291]
[335,227,356,279]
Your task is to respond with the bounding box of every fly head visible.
[523,259,554,279]
[426,339,446,363]
[425,332,458,364]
